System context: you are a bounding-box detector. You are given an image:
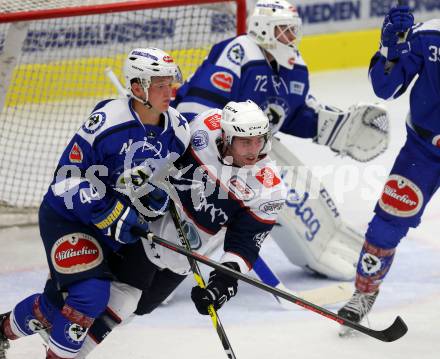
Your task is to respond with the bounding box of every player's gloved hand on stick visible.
[191,262,239,315]
[381,6,414,60]
[140,184,170,218]
[92,198,149,244]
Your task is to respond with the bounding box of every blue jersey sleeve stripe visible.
[186,87,230,107]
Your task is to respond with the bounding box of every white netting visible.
[1,0,132,13]
[0,1,241,225]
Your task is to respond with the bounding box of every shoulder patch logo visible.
[210,72,233,92]
[69,143,83,163]
[82,112,106,134]
[378,175,423,217]
[191,130,209,151]
[256,167,281,188]
[204,113,222,130]
[227,43,245,65]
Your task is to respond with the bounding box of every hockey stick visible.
[253,256,354,307]
[106,67,236,357]
[105,67,130,98]
[132,228,408,343]
[104,66,353,308]
[168,202,237,359]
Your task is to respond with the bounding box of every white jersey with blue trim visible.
[44,98,190,229]
[144,108,286,275]
[172,34,319,139]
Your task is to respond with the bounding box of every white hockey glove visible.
[316,103,389,162]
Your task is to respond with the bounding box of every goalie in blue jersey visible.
[338,4,440,330]
[0,48,190,358]
[172,0,390,283]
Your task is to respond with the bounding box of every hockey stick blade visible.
[341,315,407,342]
[132,229,408,342]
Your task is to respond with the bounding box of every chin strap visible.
[131,93,152,109]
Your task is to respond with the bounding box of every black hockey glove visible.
[191,262,239,315]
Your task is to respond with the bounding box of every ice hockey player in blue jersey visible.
[0,48,190,358]
[172,0,390,283]
[72,100,286,358]
[338,4,439,331]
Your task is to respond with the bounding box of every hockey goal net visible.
[0,0,246,226]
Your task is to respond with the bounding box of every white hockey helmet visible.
[248,0,302,69]
[123,48,182,104]
[221,100,271,152]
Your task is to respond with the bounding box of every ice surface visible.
[1,68,439,358]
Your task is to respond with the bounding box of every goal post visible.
[0,0,246,226]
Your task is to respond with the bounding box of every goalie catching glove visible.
[191,262,239,315]
[316,103,389,162]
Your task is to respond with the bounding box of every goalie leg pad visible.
[269,139,364,280]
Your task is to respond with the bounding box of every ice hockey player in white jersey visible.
[172,0,390,281]
[0,48,190,359]
[73,100,286,357]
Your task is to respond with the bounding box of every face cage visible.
[274,24,301,49]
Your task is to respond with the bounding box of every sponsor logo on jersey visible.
[210,71,233,92]
[51,233,103,274]
[162,55,174,63]
[259,199,285,215]
[432,134,440,147]
[227,43,245,65]
[256,167,280,188]
[290,81,305,95]
[191,130,209,151]
[82,112,106,134]
[228,175,255,201]
[69,142,83,163]
[204,113,222,130]
[378,175,423,217]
